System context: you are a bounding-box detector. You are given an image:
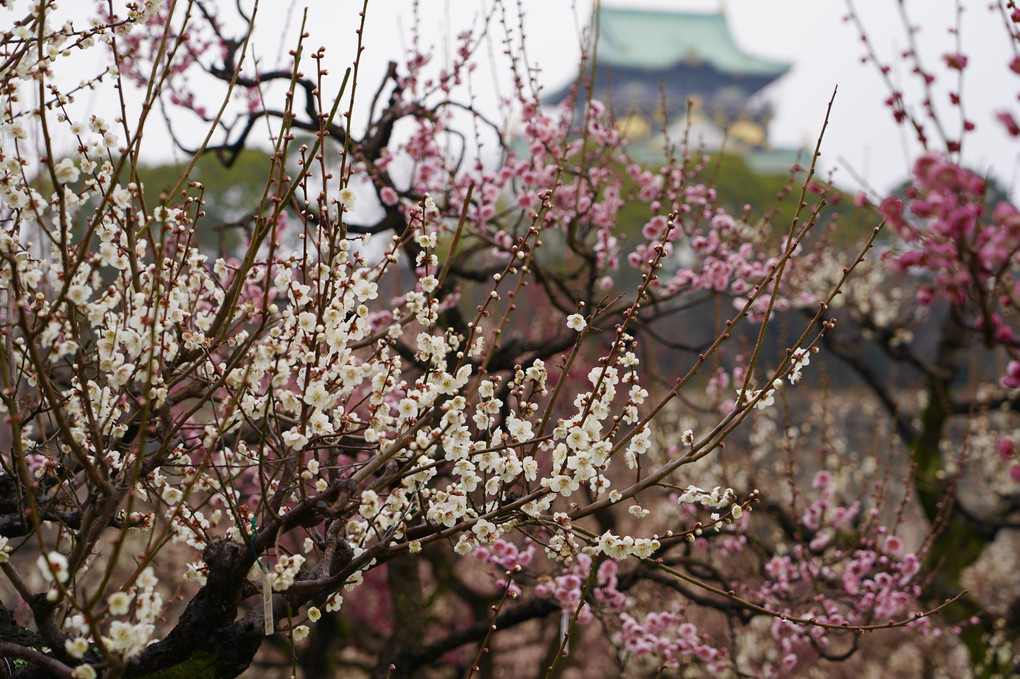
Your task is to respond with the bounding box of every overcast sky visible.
[242,0,1019,195]
[8,0,1018,196]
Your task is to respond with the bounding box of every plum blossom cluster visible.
[1,120,684,664]
[474,540,727,672]
[386,42,801,317]
[877,153,1020,388]
[538,552,725,672]
[58,565,163,674]
[617,611,726,672]
[0,1,982,677]
[881,153,1020,314]
[737,471,926,676]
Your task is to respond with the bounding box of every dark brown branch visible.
[401,598,561,670]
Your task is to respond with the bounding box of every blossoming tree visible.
[0,1,1017,678]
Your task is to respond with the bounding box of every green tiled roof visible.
[595,7,789,77]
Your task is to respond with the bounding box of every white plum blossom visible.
[269,554,306,592]
[162,486,184,505]
[137,567,158,590]
[359,489,381,518]
[566,313,587,332]
[545,474,580,496]
[678,485,737,510]
[282,429,309,450]
[37,552,70,583]
[55,157,80,183]
[352,276,378,301]
[325,593,344,613]
[183,562,207,585]
[106,620,153,658]
[594,530,661,560]
[65,637,89,659]
[108,591,132,615]
[338,186,357,211]
[788,347,813,384]
[506,414,534,442]
[454,534,477,555]
[71,665,97,679]
[303,381,333,409]
[472,518,500,542]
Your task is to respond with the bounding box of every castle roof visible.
[595,7,789,78]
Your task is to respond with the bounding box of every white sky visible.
[7,0,1020,195]
[250,0,1020,195]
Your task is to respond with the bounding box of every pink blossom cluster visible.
[531,553,628,623]
[617,611,724,671]
[995,436,1020,483]
[475,541,727,671]
[473,540,536,597]
[880,154,1020,318]
[746,471,925,675]
[384,39,798,311]
[475,546,628,622]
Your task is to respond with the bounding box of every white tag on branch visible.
[263,572,274,636]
